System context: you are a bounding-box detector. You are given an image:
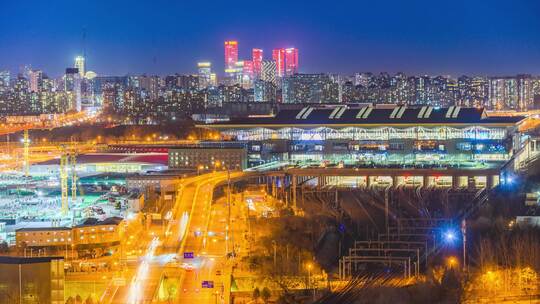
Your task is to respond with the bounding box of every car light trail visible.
[178,211,189,242]
[127,237,160,304]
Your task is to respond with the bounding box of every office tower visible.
[224,41,238,75]
[198,62,212,89]
[64,68,82,111]
[272,48,285,77]
[261,60,277,85]
[74,56,86,78]
[252,48,263,78]
[285,47,299,76]
[28,70,43,92]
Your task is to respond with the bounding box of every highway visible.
[106,170,250,303]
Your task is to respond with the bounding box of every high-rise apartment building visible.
[517,74,534,110]
[254,79,277,102]
[28,70,43,92]
[0,70,10,89]
[489,77,518,110]
[282,74,339,103]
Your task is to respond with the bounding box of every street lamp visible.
[306,263,314,300]
[446,256,458,269]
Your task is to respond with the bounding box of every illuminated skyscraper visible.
[198,62,212,89]
[224,41,238,75]
[285,48,299,76]
[74,56,86,78]
[272,48,285,77]
[252,48,263,78]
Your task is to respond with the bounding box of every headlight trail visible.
[127,237,160,304]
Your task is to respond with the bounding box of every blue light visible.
[442,228,459,244]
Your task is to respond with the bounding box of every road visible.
[106,170,250,303]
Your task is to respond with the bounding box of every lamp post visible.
[461,219,467,272]
[307,263,314,300]
[197,164,203,175]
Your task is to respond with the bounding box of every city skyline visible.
[1,0,540,77]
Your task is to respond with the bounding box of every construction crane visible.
[70,152,77,204]
[60,146,69,215]
[23,129,29,177]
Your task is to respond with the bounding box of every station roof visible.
[36,153,168,166]
[201,106,525,128]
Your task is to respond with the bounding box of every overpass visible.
[256,166,501,208]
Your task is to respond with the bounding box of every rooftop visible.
[16,226,71,232]
[0,256,64,264]
[75,216,123,227]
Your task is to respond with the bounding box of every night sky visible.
[1,0,539,77]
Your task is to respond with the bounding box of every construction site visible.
[0,130,166,245]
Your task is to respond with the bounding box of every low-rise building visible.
[0,256,64,304]
[16,227,72,249]
[168,144,247,170]
[15,217,125,252]
[73,217,124,249]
